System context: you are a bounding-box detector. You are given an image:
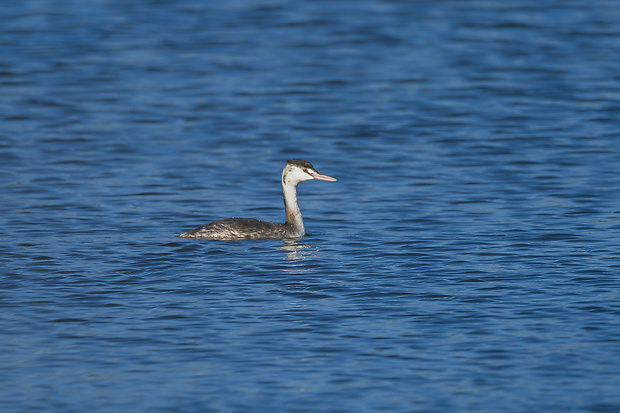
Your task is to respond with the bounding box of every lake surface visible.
[2,0,620,411]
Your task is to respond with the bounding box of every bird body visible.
[177,159,336,240]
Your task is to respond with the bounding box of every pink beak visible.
[310,172,337,182]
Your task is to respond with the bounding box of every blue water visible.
[2,0,620,411]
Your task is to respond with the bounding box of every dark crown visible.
[287,159,315,170]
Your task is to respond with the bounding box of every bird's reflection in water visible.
[279,239,320,260]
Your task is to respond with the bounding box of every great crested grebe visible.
[177,159,336,240]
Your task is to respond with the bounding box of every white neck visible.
[282,181,304,236]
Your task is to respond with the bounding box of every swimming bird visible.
[177,159,336,240]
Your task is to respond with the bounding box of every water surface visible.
[2,0,620,412]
